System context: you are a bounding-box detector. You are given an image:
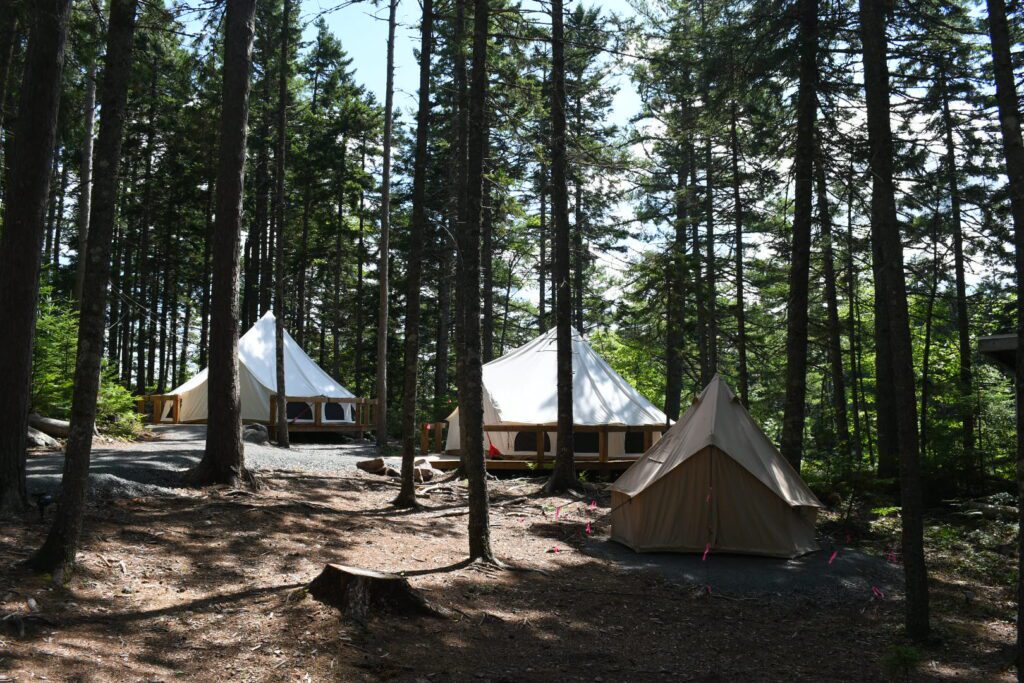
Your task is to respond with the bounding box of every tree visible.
[0,0,73,514]
[544,0,576,493]
[395,0,434,508]
[858,0,929,639]
[72,59,96,307]
[274,0,292,449]
[779,0,817,471]
[462,0,496,561]
[190,0,259,485]
[28,0,138,575]
[983,0,1024,671]
[375,0,398,447]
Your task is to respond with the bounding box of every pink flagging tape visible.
[871,586,885,600]
[590,499,597,510]
[585,522,592,536]
[555,506,561,520]
[828,550,838,565]
[702,543,711,562]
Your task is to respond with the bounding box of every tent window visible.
[513,431,550,452]
[624,430,646,454]
[573,431,599,453]
[287,402,313,421]
[324,402,349,421]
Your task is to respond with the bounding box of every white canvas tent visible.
[444,327,667,458]
[611,375,822,558]
[159,311,356,424]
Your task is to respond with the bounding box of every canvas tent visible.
[159,311,356,425]
[611,375,822,558]
[444,327,667,458]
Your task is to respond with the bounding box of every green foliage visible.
[31,290,140,438]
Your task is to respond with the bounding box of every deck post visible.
[535,427,544,464]
[434,422,443,452]
[173,395,181,424]
[269,394,276,426]
[314,399,322,427]
[599,426,608,463]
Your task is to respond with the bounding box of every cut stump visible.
[308,564,449,623]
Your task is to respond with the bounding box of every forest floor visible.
[0,452,1017,681]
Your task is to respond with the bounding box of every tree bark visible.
[73,60,96,308]
[462,0,496,560]
[28,0,135,572]
[0,9,19,165]
[481,156,494,363]
[0,0,72,515]
[730,102,748,407]
[780,0,817,471]
[190,0,258,485]
[395,0,433,508]
[544,0,576,494]
[538,163,548,332]
[937,63,975,482]
[274,0,291,448]
[816,149,850,463]
[859,0,929,639]
[664,163,688,421]
[984,0,1024,670]
[375,0,397,447]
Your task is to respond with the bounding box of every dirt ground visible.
[0,469,1015,682]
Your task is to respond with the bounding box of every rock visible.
[414,465,436,483]
[242,424,269,444]
[356,457,387,474]
[384,466,401,478]
[26,427,59,449]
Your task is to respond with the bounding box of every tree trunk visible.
[136,67,158,396]
[375,0,397,447]
[462,0,496,560]
[0,9,19,165]
[690,155,708,381]
[395,0,434,508]
[544,0,576,494]
[984,0,1024,670]
[354,143,366,395]
[481,157,494,363]
[704,140,716,376]
[73,59,96,308]
[190,0,258,486]
[859,0,929,640]
[274,0,291,448]
[920,231,940,459]
[664,163,688,421]
[0,0,72,515]
[198,182,213,369]
[538,164,547,332]
[572,171,584,332]
[28,0,135,572]
[872,233,898,477]
[845,167,864,462]
[780,0,817,471]
[937,63,975,483]
[816,149,850,464]
[730,102,748,407]
[434,228,452,421]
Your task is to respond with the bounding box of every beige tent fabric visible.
[611,375,822,558]
[613,374,820,507]
[445,327,667,455]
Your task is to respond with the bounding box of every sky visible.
[304,0,643,127]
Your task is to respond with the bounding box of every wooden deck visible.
[424,453,643,472]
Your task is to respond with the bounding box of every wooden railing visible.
[137,394,182,424]
[268,395,377,431]
[418,422,665,463]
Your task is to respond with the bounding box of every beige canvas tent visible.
[611,375,822,558]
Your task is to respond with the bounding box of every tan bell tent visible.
[611,375,822,558]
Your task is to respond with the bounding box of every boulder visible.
[356,457,387,475]
[26,427,59,449]
[242,424,269,445]
[414,465,437,483]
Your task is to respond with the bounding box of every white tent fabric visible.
[161,311,355,423]
[611,374,822,557]
[445,327,667,456]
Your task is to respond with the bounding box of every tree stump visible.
[308,564,449,623]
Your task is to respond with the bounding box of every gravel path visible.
[26,424,391,498]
